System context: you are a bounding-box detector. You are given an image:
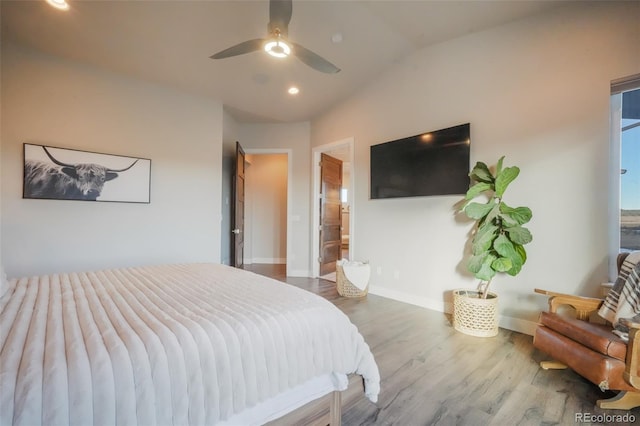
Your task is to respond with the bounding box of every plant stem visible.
[479,279,493,299]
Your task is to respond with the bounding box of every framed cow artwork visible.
[23,143,151,203]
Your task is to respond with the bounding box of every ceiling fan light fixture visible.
[264,39,291,58]
[210,0,339,73]
[45,0,69,10]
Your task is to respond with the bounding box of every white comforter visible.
[0,263,379,425]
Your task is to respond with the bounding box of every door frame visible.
[232,141,246,268]
[312,137,355,278]
[245,148,293,277]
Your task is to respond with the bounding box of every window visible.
[620,88,640,252]
[610,75,640,278]
[341,187,348,203]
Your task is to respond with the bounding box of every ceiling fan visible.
[210,0,340,74]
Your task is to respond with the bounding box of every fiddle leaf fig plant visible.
[462,156,533,298]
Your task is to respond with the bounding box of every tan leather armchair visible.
[533,253,640,410]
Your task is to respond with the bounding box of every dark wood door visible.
[319,153,343,276]
[232,141,245,268]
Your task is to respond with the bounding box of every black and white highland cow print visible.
[23,144,150,203]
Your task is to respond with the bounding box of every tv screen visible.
[370,123,470,199]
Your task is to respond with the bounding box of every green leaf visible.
[476,221,498,240]
[506,257,523,276]
[473,223,499,253]
[465,182,492,200]
[469,162,494,183]
[505,226,533,245]
[498,208,519,227]
[491,257,513,272]
[499,203,532,225]
[464,201,495,220]
[514,244,527,265]
[493,234,524,276]
[472,225,498,255]
[495,156,505,176]
[475,253,497,281]
[494,166,520,197]
[493,234,516,258]
[481,203,501,227]
[468,253,488,274]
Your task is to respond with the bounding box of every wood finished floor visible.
[244,264,640,426]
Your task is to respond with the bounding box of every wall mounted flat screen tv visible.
[370,123,470,199]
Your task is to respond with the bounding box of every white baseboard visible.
[287,269,311,278]
[369,285,449,313]
[368,284,536,336]
[498,316,537,336]
[244,258,286,265]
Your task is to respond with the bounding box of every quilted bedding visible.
[0,263,379,425]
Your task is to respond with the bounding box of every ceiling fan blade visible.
[291,42,340,74]
[210,39,265,59]
[269,0,292,35]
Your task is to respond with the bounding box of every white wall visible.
[239,123,311,276]
[244,153,287,264]
[1,44,223,277]
[0,110,2,273]
[310,2,640,334]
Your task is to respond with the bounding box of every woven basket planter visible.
[336,264,368,298]
[452,289,499,337]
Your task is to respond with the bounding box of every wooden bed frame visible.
[266,374,366,426]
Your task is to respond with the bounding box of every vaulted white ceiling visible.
[1,0,567,123]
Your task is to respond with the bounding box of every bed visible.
[0,263,379,425]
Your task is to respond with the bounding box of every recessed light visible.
[46,0,69,10]
[331,33,343,44]
[288,87,300,95]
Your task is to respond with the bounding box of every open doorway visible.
[312,138,354,279]
[243,149,293,276]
